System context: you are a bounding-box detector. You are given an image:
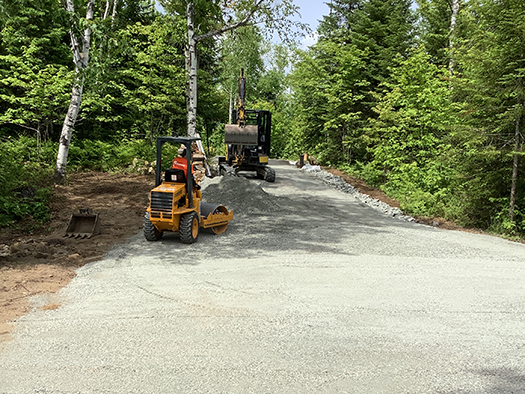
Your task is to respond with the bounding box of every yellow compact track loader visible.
[144,136,233,244]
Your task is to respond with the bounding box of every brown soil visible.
[0,172,153,343]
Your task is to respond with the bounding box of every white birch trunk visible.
[186,3,198,138]
[111,0,118,22]
[183,1,265,176]
[185,3,211,176]
[449,0,460,75]
[54,0,95,183]
[103,0,111,20]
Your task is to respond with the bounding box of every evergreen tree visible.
[416,0,451,66]
[454,0,525,231]
[293,0,416,165]
[317,0,361,40]
[290,40,369,165]
[349,0,415,90]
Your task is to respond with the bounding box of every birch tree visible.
[162,0,306,142]
[54,0,96,183]
[448,0,460,75]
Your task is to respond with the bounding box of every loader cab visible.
[165,168,186,183]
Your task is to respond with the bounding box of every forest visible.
[0,0,524,237]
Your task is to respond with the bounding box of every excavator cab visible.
[219,69,275,182]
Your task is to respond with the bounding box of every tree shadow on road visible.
[134,176,420,262]
[437,368,525,394]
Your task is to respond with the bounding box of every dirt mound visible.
[202,175,283,216]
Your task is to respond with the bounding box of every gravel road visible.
[1,160,525,393]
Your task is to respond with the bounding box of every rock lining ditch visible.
[300,164,415,222]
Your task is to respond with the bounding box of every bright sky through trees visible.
[293,0,330,46]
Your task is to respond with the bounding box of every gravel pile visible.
[202,175,283,216]
[301,164,415,222]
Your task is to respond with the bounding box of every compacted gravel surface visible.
[1,160,525,394]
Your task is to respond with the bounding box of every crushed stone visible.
[301,164,415,222]
[202,175,283,216]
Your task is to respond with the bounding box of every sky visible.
[154,0,332,48]
[292,0,331,47]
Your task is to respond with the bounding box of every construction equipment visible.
[144,136,234,243]
[219,69,275,182]
[65,208,101,238]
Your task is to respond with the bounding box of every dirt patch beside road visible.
[1,172,153,343]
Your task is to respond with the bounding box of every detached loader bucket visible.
[65,208,101,239]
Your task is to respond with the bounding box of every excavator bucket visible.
[224,124,259,145]
[200,203,234,234]
[65,208,101,239]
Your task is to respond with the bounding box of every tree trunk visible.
[449,0,460,76]
[509,113,522,222]
[55,78,85,183]
[186,3,198,138]
[54,0,95,184]
[36,124,41,160]
[103,0,111,20]
[184,1,265,175]
[111,0,118,23]
[229,88,233,124]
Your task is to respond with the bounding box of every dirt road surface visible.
[1,161,525,393]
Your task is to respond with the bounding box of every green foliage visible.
[319,0,415,90]
[1,0,524,237]
[255,44,292,106]
[359,47,459,217]
[416,0,452,66]
[486,198,522,234]
[290,39,369,165]
[65,139,153,171]
[219,25,265,106]
[292,0,415,167]
[450,0,525,233]
[0,0,71,137]
[0,137,53,227]
[78,11,187,141]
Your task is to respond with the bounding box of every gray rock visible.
[300,165,415,222]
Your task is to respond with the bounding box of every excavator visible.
[219,69,275,182]
[143,136,233,244]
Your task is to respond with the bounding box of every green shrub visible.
[0,138,53,228]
